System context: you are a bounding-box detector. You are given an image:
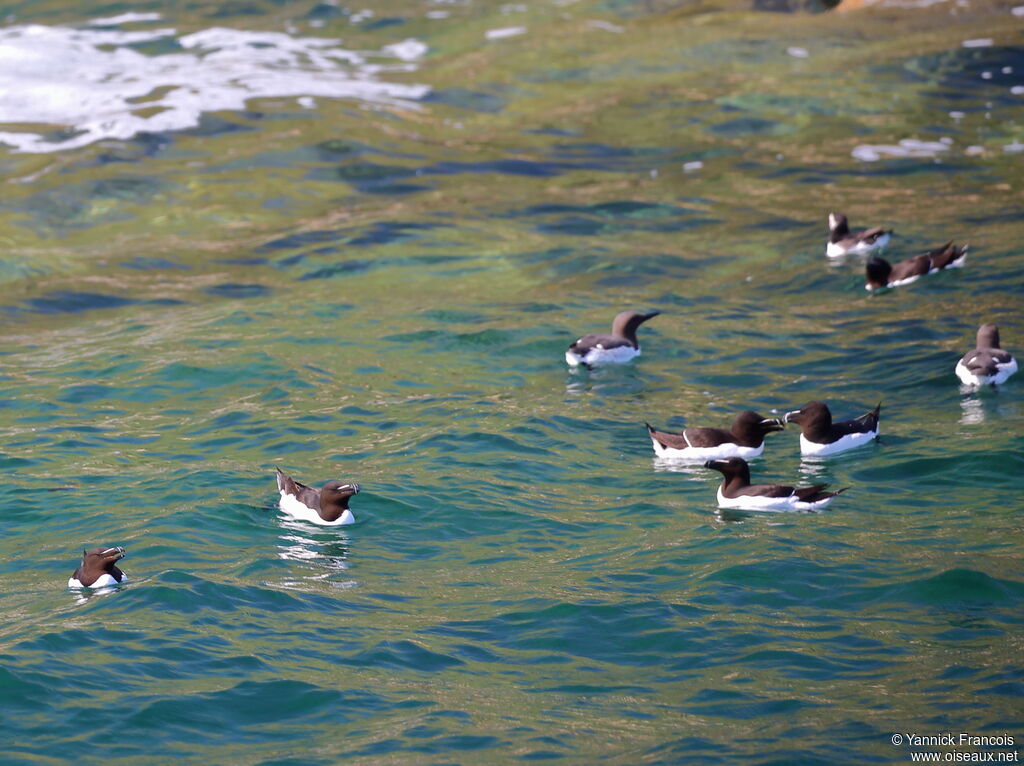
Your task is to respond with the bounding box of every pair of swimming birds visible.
[647,400,880,461]
[826,212,968,291]
[69,469,358,589]
[566,307,1015,389]
[68,470,361,588]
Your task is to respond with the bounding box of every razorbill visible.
[645,411,785,460]
[566,310,659,368]
[276,468,360,526]
[865,242,967,290]
[955,323,1017,387]
[826,212,892,257]
[704,457,847,511]
[784,400,880,457]
[68,546,127,589]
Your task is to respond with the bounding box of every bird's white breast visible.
[956,356,1018,387]
[886,273,922,288]
[68,573,125,589]
[651,438,764,461]
[955,359,979,386]
[279,491,355,526]
[566,344,640,366]
[827,233,888,258]
[825,241,849,258]
[799,428,877,457]
[716,486,799,511]
[716,486,834,511]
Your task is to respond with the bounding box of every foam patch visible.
[0,18,429,153]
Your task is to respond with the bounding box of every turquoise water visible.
[1,0,1023,763]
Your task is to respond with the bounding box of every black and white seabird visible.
[566,310,660,368]
[826,212,892,257]
[276,468,360,526]
[704,457,847,511]
[68,546,127,589]
[865,242,967,290]
[955,323,1018,387]
[645,411,785,461]
[784,400,880,457]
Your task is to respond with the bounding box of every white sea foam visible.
[485,26,526,40]
[87,12,165,26]
[871,0,949,7]
[586,20,624,33]
[0,21,430,153]
[382,38,429,61]
[851,138,951,162]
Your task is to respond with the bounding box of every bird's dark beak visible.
[761,418,785,432]
[102,547,125,562]
[783,410,802,424]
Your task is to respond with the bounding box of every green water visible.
[1,0,1023,763]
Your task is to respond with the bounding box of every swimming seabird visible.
[645,411,784,460]
[955,323,1017,387]
[826,212,892,257]
[704,457,847,511]
[784,401,880,457]
[276,468,360,525]
[566,310,660,368]
[68,546,127,589]
[865,242,967,290]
